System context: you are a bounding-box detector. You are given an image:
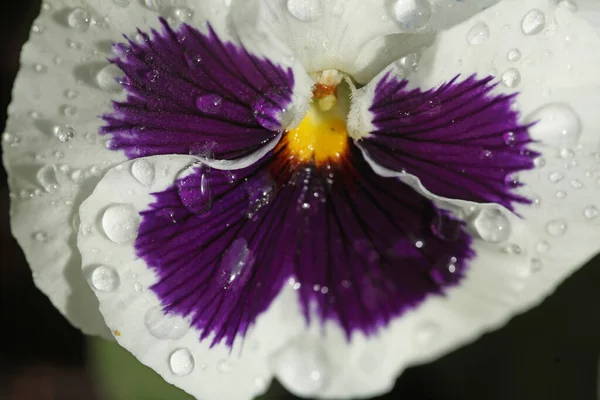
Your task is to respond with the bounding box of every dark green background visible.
[0,1,598,399]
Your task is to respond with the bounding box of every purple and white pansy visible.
[3,0,600,398]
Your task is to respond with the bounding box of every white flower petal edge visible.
[350,0,600,323]
[2,0,312,336]
[232,0,500,84]
[77,155,307,400]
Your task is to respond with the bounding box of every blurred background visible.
[1,1,599,399]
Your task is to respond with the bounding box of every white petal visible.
[351,0,600,329]
[228,0,499,83]
[77,155,306,400]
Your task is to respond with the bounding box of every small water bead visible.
[90,265,120,292]
[467,22,490,45]
[33,231,48,242]
[584,205,598,220]
[131,159,156,186]
[196,94,223,114]
[286,0,323,22]
[546,219,568,236]
[507,48,522,62]
[64,89,79,99]
[34,63,47,73]
[271,340,330,396]
[144,0,169,11]
[527,103,581,149]
[31,24,45,34]
[534,157,546,168]
[414,321,440,346]
[217,359,232,374]
[531,258,543,273]
[172,7,194,22]
[61,105,78,118]
[145,307,190,340]
[473,208,511,243]
[549,172,564,183]
[112,0,131,7]
[96,64,124,93]
[536,240,550,253]
[169,348,195,377]
[522,9,546,35]
[501,68,521,88]
[391,0,432,32]
[37,165,59,193]
[67,8,91,31]
[102,204,141,244]
[66,39,83,50]
[53,124,75,142]
[570,179,583,189]
[556,190,567,199]
[223,239,253,284]
[429,256,459,285]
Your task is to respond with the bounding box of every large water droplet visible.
[89,265,120,292]
[53,124,75,142]
[522,9,546,35]
[37,165,59,193]
[176,165,214,214]
[286,0,323,22]
[169,348,194,376]
[131,159,156,186]
[391,0,432,32]
[145,307,190,339]
[525,103,582,148]
[501,68,521,88]
[222,238,253,285]
[473,208,511,243]
[271,339,330,396]
[546,219,568,236]
[467,22,490,45]
[67,8,90,31]
[96,64,124,93]
[196,94,223,114]
[102,204,141,244]
[584,205,598,220]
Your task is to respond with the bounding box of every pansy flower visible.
[3,0,600,398]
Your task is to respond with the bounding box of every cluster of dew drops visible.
[3,0,600,390]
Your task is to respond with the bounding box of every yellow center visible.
[284,79,350,167]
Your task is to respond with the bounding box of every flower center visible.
[284,70,350,167]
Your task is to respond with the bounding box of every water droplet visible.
[414,321,440,346]
[31,24,45,34]
[89,265,120,292]
[467,22,490,45]
[67,8,91,31]
[176,165,214,214]
[64,89,79,99]
[429,255,460,285]
[584,205,598,220]
[34,63,47,73]
[131,159,155,186]
[534,157,546,168]
[172,7,194,22]
[391,0,432,31]
[217,359,232,374]
[570,179,583,189]
[113,0,130,7]
[556,190,567,199]
[67,39,83,50]
[473,208,511,243]
[522,9,546,35]
[549,172,564,183]
[507,48,522,62]
[144,0,168,11]
[531,258,543,273]
[169,348,194,376]
[526,103,582,148]
[536,240,550,253]
[501,68,521,88]
[271,339,330,396]
[286,0,323,22]
[546,219,568,236]
[222,238,253,285]
[96,64,124,93]
[145,307,190,339]
[196,94,223,114]
[33,231,48,242]
[102,204,141,244]
[61,105,78,118]
[53,124,75,142]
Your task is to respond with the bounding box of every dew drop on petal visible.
[473,208,511,243]
[467,22,490,45]
[67,8,91,31]
[507,48,522,62]
[33,231,48,242]
[536,240,550,253]
[217,359,232,374]
[271,339,330,396]
[144,307,190,340]
[584,205,598,220]
[546,219,568,236]
[222,238,253,285]
[176,165,214,214]
[531,258,543,273]
[169,348,194,377]
[131,159,156,186]
[172,7,194,22]
[196,94,223,114]
[286,0,323,22]
[53,124,75,142]
[37,165,59,193]
[522,9,546,35]
[89,265,120,292]
[414,321,440,346]
[102,204,141,244]
[501,68,521,88]
[391,0,432,31]
[96,64,124,93]
[525,103,582,149]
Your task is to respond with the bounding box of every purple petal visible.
[136,142,475,346]
[102,19,295,161]
[359,73,538,212]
